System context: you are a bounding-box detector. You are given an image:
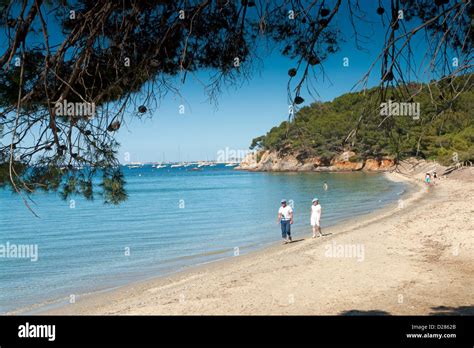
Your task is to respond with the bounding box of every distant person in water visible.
[310,198,322,238]
[278,199,293,244]
[323,181,328,191]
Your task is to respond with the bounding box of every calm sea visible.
[0,165,407,313]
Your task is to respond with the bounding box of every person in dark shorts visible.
[277,199,293,244]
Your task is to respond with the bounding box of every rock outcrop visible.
[235,150,396,172]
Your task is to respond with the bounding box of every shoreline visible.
[13,172,421,315]
[10,171,410,315]
[15,167,474,315]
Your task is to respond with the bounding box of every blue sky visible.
[116,4,393,163]
[117,47,380,163]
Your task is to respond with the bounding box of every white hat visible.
[312,198,319,203]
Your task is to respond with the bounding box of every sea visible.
[0,164,407,313]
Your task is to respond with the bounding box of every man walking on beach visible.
[278,199,293,244]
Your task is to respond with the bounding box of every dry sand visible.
[38,165,474,315]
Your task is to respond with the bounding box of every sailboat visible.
[171,147,185,168]
[127,161,143,169]
[153,163,167,169]
[153,152,167,168]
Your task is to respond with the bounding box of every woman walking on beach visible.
[311,198,322,238]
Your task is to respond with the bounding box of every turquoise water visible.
[0,165,406,313]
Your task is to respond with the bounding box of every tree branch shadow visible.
[338,305,474,316]
[339,309,392,316]
[429,305,474,316]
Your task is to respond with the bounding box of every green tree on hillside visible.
[252,76,474,165]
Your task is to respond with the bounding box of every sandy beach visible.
[36,164,473,315]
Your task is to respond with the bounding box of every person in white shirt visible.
[310,198,322,238]
[277,199,293,244]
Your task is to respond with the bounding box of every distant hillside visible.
[249,74,473,167]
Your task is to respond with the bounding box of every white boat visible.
[153,163,167,168]
[170,163,184,168]
[225,163,238,167]
[127,161,143,169]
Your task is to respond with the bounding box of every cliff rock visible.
[236,150,395,172]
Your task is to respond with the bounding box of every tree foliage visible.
[252,74,474,166]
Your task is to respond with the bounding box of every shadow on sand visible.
[340,309,392,316]
[339,305,474,316]
[288,238,305,244]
